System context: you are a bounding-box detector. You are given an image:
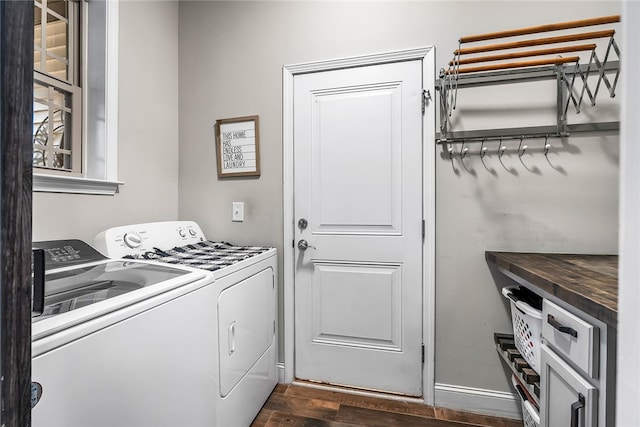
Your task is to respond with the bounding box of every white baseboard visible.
[277,365,521,421]
[434,383,522,420]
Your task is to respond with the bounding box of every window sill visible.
[33,173,123,195]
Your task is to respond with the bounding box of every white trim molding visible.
[434,383,522,420]
[617,2,640,426]
[282,47,436,405]
[284,47,436,75]
[421,46,437,407]
[277,363,286,384]
[104,0,119,181]
[33,174,123,195]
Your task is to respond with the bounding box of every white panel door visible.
[294,60,423,396]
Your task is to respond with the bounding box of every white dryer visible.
[94,221,278,427]
[31,239,218,426]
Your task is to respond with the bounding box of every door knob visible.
[297,240,315,251]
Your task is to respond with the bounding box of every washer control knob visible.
[188,227,197,237]
[178,229,186,238]
[123,233,142,249]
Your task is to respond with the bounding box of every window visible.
[33,0,120,195]
[33,0,80,173]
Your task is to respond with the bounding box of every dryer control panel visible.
[94,221,207,258]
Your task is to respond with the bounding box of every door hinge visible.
[422,220,425,240]
[421,344,425,364]
[292,239,295,248]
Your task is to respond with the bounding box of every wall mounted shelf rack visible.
[437,15,621,146]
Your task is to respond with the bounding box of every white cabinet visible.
[487,252,617,427]
[539,299,615,427]
[540,344,597,426]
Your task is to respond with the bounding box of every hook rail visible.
[443,135,553,160]
[438,131,566,146]
[435,121,618,145]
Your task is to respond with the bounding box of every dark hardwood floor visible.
[251,384,524,427]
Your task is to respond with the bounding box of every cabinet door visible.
[540,344,597,427]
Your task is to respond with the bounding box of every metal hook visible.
[518,137,528,158]
[498,139,506,159]
[543,135,551,157]
[480,140,488,159]
[460,142,468,159]
[447,143,454,160]
[447,67,457,117]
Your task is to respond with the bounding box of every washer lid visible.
[35,260,192,320]
[32,260,210,341]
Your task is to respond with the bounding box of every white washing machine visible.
[94,221,278,427]
[31,239,218,426]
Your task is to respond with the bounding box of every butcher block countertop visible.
[486,252,618,328]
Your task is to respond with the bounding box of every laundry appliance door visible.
[31,274,218,427]
[32,260,208,343]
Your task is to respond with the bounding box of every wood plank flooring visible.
[251,384,524,427]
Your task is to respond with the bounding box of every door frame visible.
[282,47,436,404]
[0,1,34,425]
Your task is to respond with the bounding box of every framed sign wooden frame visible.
[215,115,261,178]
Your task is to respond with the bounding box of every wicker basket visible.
[502,286,542,374]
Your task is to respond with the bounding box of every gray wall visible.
[30,0,621,400]
[33,1,180,242]
[177,0,620,395]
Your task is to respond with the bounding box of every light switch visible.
[232,202,244,222]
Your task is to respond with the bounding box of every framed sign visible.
[215,115,261,178]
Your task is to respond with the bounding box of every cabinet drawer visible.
[542,299,599,378]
